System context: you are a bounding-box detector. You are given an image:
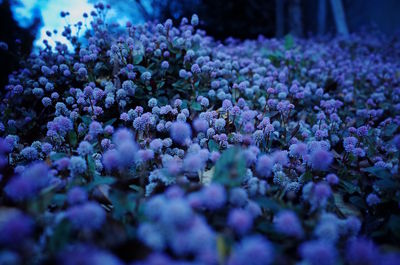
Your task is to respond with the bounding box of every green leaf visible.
[87,175,116,190]
[157,81,165,89]
[299,171,313,183]
[81,115,92,125]
[388,215,400,239]
[384,124,398,137]
[50,152,67,161]
[208,139,219,152]
[48,219,71,253]
[133,54,143,64]
[362,166,392,179]
[254,196,280,212]
[87,156,96,178]
[349,196,367,210]
[190,102,202,111]
[334,193,361,217]
[68,131,78,147]
[213,147,246,187]
[339,179,361,194]
[104,118,117,127]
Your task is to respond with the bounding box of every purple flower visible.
[229,187,248,207]
[183,153,206,172]
[346,238,380,265]
[69,156,87,176]
[77,141,93,156]
[289,142,308,157]
[170,121,191,145]
[310,149,333,171]
[299,240,337,265]
[200,183,226,210]
[5,162,51,201]
[66,202,106,230]
[366,193,380,206]
[67,187,88,205]
[228,209,253,235]
[21,146,38,160]
[274,210,304,238]
[89,121,103,137]
[0,208,33,246]
[193,118,209,132]
[272,150,289,166]
[344,136,358,152]
[149,138,163,153]
[228,236,274,265]
[256,155,273,178]
[326,173,339,185]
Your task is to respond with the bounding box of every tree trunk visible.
[317,0,327,35]
[329,0,349,37]
[288,0,303,37]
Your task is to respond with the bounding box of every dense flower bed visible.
[1,3,400,265]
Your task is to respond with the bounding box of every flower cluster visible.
[0,3,400,264]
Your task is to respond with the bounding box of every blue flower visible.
[66,202,106,230]
[256,155,273,178]
[200,183,226,210]
[274,210,303,238]
[21,146,38,160]
[170,121,191,145]
[346,238,380,265]
[5,162,51,201]
[299,240,337,265]
[0,208,33,246]
[228,236,274,265]
[67,187,88,205]
[310,149,333,171]
[228,209,253,235]
[69,156,87,177]
[77,141,93,156]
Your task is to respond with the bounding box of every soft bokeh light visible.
[13,0,130,48]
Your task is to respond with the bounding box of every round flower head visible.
[228,236,274,265]
[5,162,51,201]
[228,209,253,235]
[229,187,248,207]
[193,118,209,133]
[67,187,88,205]
[299,240,337,265]
[201,183,226,210]
[170,121,191,145]
[366,193,380,206]
[274,210,304,238]
[21,146,38,160]
[66,202,106,230]
[77,141,93,156]
[272,150,289,166]
[0,208,34,246]
[89,121,103,137]
[346,238,380,265]
[69,156,87,177]
[256,155,273,178]
[326,173,339,185]
[310,149,333,171]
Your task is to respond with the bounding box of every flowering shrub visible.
[1,2,400,264]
